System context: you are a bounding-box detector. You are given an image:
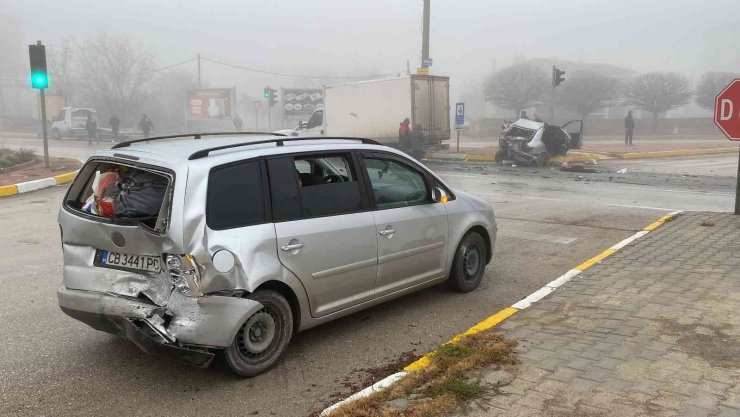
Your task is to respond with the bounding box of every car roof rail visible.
[188,137,383,160]
[111,131,286,150]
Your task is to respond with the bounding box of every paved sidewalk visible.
[473,212,740,417]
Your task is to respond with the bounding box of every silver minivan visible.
[57,134,497,376]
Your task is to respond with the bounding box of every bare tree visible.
[75,32,155,122]
[695,72,738,111]
[47,38,75,99]
[145,70,197,133]
[560,72,619,132]
[623,72,692,133]
[484,63,549,117]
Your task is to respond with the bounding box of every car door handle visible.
[379,229,396,236]
[281,243,304,251]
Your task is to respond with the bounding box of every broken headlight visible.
[165,254,202,297]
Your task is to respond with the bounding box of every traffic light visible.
[552,66,565,88]
[263,86,270,98]
[28,42,48,89]
[269,88,278,107]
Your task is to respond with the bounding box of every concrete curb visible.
[425,147,737,164]
[0,170,78,197]
[617,147,738,159]
[320,211,682,416]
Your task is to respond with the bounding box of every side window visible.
[294,160,311,174]
[207,161,267,229]
[363,156,429,209]
[293,154,362,217]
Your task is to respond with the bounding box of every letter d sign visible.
[720,99,733,121]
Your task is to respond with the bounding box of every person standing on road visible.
[533,113,543,123]
[138,114,154,139]
[399,118,412,153]
[85,112,98,145]
[410,123,424,160]
[520,110,529,120]
[233,114,243,131]
[625,110,635,146]
[109,114,120,142]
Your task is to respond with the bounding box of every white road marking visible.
[609,231,649,250]
[321,371,408,416]
[607,204,678,211]
[473,192,567,202]
[500,230,578,245]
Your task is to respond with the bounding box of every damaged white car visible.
[58,133,497,377]
[496,118,583,166]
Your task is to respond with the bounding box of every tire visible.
[224,290,293,377]
[494,150,505,163]
[52,129,62,140]
[447,231,487,293]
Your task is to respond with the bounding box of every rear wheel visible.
[447,231,487,293]
[494,150,506,163]
[224,290,293,377]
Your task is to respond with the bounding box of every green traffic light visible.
[31,72,48,89]
[263,91,270,98]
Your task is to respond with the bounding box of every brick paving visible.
[470,212,740,417]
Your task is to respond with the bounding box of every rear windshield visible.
[64,160,172,231]
[503,126,536,141]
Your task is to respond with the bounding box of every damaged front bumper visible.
[57,286,263,367]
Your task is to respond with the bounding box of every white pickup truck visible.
[50,107,99,140]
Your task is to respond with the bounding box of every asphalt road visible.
[0,138,736,416]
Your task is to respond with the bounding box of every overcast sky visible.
[2,0,739,96]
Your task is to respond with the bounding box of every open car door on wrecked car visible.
[562,120,583,149]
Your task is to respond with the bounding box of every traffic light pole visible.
[39,89,49,168]
[267,104,272,132]
[551,86,555,123]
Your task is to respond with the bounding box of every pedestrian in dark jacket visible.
[624,110,635,145]
[138,114,154,139]
[410,123,424,160]
[399,118,412,152]
[233,115,243,131]
[109,114,120,141]
[85,112,98,144]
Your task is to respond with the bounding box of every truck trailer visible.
[279,75,451,149]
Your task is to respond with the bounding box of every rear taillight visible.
[165,254,202,297]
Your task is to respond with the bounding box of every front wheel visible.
[447,232,487,293]
[224,290,293,377]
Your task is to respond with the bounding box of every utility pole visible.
[421,0,431,70]
[197,53,202,87]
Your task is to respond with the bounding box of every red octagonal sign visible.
[715,78,740,141]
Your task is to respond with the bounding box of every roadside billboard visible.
[282,88,323,121]
[187,88,233,120]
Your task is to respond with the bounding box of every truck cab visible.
[275,109,324,138]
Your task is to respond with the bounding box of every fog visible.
[5,0,739,73]
[2,0,739,125]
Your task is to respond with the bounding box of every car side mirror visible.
[432,187,449,203]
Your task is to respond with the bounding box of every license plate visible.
[101,250,161,272]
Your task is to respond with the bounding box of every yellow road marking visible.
[54,171,77,184]
[404,307,519,372]
[0,185,19,197]
[643,213,676,231]
[575,248,617,271]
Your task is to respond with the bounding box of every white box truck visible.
[279,75,450,148]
